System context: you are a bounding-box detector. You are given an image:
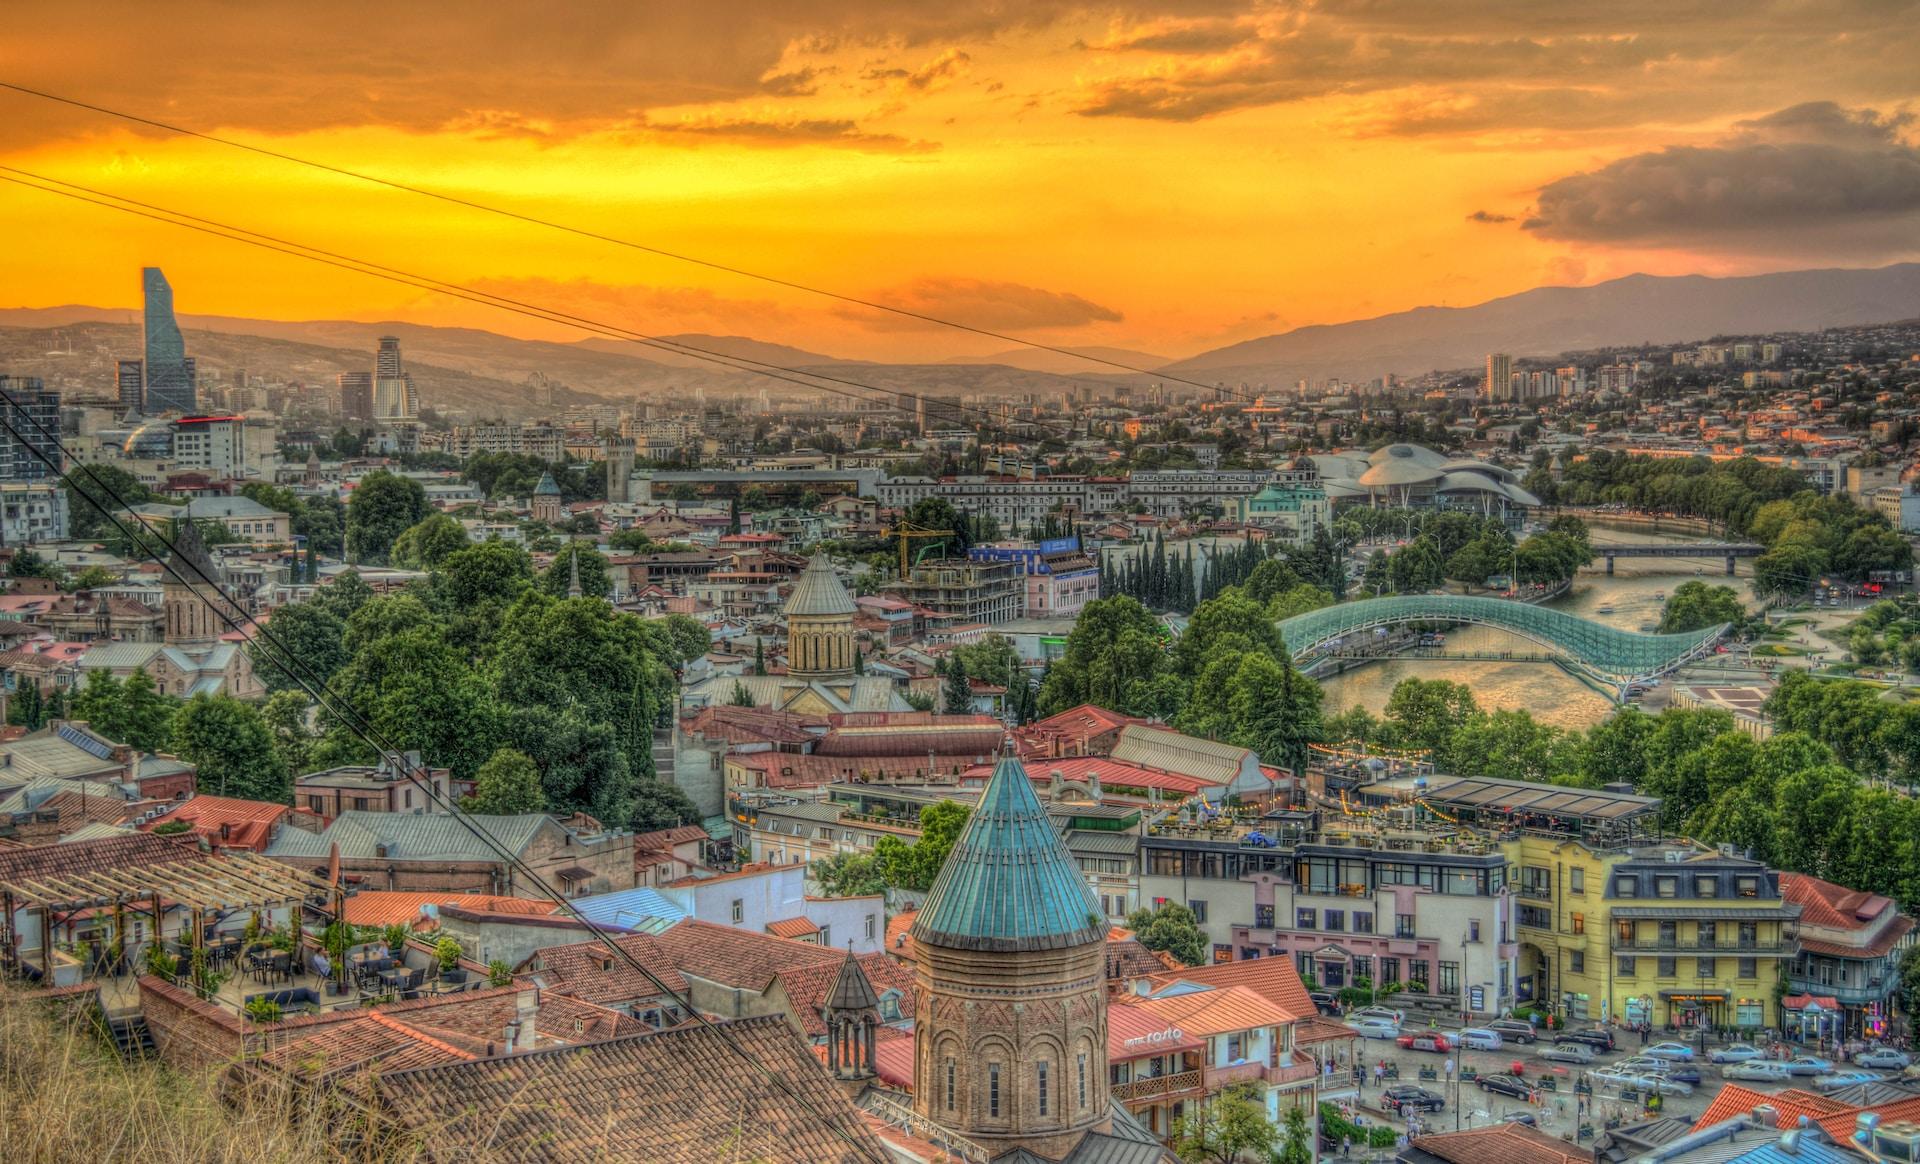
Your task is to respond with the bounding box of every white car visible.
[1456,1028,1504,1052]
[1813,1071,1882,1092]
[1710,1044,1764,1064]
[1537,1042,1595,1065]
[1723,1061,1795,1083]
[1349,1018,1401,1039]
[1856,1049,1912,1070]
[1351,1006,1405,1025]
[1590,1068,1692,1097]
[1642,1042,1695,1062]
[1787,1056,1834,1076]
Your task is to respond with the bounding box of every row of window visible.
[1618,956,1761,979]
[1297,952,1462,994]
[948,1054,1092,1120]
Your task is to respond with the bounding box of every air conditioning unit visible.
[1872,1121,1920,1161]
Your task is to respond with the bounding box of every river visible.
[1316,526,1759,731]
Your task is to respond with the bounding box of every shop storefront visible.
[1662,991,1727,1029]
[1784,995,1844,1043]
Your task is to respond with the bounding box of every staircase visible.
[106,1015,154,1058]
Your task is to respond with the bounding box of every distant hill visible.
[571,334,855,368]
[940,345,1170,374]
[1166,263,1920,385]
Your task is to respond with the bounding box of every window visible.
[1656,877,1678,898]
[1572,912,1585,935]
[1696,877,1718,899]
[1615,876,1635,896]
[1618,956,1637,977]
[989,1063,1002,1117]
[1438,962,1459,995]
[1571,950,1585,973]
[1739,958,1758,979]
[1570,868,1585,894]
[1518,905,1552,928]
[1324,910,1345,933]
[1379,958,1399,985]
[1407,962,1429,990]
[945,1059,956,1110]
[1395,914,1416,939]
[1078,1053,1088,1110]
[1188,900,1208,924]
[1736,878,1759,898]
[1254,905,1274,929]
[1352,956,1372,982]
[1698,958,1716,977]
[1353,912,1374,934]
[1739,922,1758,947]
[1657,957,1677,977]
[1227,1033,1245,1062]
[1038,1061,1050,1117]
[1618,918,1635,944]
[820,925,831,948]
[1296,908,1317,930]
[1658,921,1677,946]
[1469,919,1481,942]
[1698,921,1717,947]
[1736,999,1764,1027]
[730,899,744,924]
[1521,866,1552,897]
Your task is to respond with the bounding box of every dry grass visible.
[0,988,398,1164]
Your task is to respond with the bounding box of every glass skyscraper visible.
[141,267,197,414]
[0,376,63,480]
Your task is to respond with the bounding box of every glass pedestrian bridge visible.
[1278,595,1728,683]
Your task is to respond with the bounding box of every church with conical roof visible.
[683,553,910,716]
[906,754,1173,1163]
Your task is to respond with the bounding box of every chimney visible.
[1048,769,1063,799]
[517,988,539,1049]
[1088,773,1102,800]
[1752,1105,1779,1129]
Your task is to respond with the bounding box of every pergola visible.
[0,849,331,982]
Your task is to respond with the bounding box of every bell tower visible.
[784,553,856,681]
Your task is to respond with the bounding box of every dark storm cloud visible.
[1523,102,1920,250]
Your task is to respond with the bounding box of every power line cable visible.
[0,79,1270,402]
[0,395,888,1161]
[0,165,1072,442]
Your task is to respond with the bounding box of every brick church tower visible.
[910,754,1113,1160]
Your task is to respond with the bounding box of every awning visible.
[1658,991,1727,1001]
[553,865,595,881]
[1609,907,1796,920]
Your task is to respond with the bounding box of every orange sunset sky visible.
[3,1,1918,362]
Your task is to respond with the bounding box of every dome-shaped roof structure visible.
[911,754,1103,953]
[1357,457,1445,488]
[1367,443,1449,468]
[122,423,175,458]
[783,553,857,618]
[532,472,562,496]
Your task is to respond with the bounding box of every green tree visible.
[6,682,44,730]
[171,694,288,802]
[71,668,178,752]
[251,601,350,693]
[810,852,888,898]
[942,657,972,715]
[65,565,120,592]
[877,801,972,891]
[728,680,756,707]
[630,777,699,831]
[660,614,713,667]
[261,689,317,777]
[1659,580,1746,633]
[464,747,546,815]
[1382,678,1479,765]
[342,592,442,656]
[7,548,63,583]
[436,541,534,608]
[1036,595,1174,718]
[309,568,374,621]
[539,544,612,598]
[1170,1085,1279,1164]
[64,464,154,538]
[345,471,428,564]
[1277,1105,1313,1164]
[388,512,470,570]
[1126,901,1206,967]
[327,627,499,779]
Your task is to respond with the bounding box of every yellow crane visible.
[890,522,954,579]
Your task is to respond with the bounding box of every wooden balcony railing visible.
[1112,1068,1204,1103]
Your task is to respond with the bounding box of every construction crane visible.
[890,522,954,579]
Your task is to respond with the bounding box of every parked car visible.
[1537,1042,1595,1065]
[1352,1006,1406,1025]
[1590,1067,1693,1097]
[1617,1058,1702,1085]
[1398,1033,1451,1053]
[1710,1044,1765,1064]
[1555,1028,1617,1052]
[1856,1049,1912,1070]
[1456,1028,1504,1052]
[1502,1113,1537,1127]
[1349,1018,1401,1039]
[1786,1056,1835,1076]
[1478,1073,1534,1100]
[1642,1042,1696,1062]
[1723,1061,1795,1083]
[1487,1020,1538,1045]
[1382,1085,1445,1114]
[1814,1071,1883,1092]
[1309,991,1341,1016]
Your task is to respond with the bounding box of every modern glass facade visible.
[142,267,197,414]
[0,376,62,480]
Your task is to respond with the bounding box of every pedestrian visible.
[1375,1062,1385,1088]
[1343,1135,1353,1159]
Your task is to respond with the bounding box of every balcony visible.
[1205,1061,1268,1088]
[1266,1059,1321,1087]
[1112,1069,1205,1103]
[1517,885,1554,902]
[1610,937,1793,955]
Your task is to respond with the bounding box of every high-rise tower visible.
[116,359,145,416]
[1484,353,1513,403]
[372,336,417,421]
[0,376,61,481]
[142,268,197,414]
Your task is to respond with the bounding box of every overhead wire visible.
[0,394,888,1161]
[0,78,1275,404]
[0,164,1075,441]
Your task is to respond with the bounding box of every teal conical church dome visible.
[911,754,1104,953]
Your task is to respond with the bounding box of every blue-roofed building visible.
[567,886,688,934]
[910,755,1172,1162]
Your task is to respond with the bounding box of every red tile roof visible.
[527,932,690,1005]
[369,1015,885,1163]
[766,917,821,939]
[1144,955,1318,1023]
[1693,1083,1850,1132]
[339,891,560,928]
[142,795,290,851]
[1125,985,1295,1038]
[964,754,1217,796]
[1409,1121,1587,1164]
[1780,873,1897,930]
[1108,1000,1207,1060]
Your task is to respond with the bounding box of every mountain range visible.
[3,262,1918,413]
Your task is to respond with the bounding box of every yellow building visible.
[1508,836,1798,1032]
